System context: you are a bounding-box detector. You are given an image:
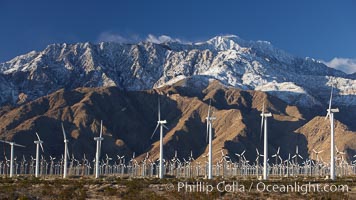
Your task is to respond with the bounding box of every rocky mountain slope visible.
[0,81,355,163]
[0,35,355,108]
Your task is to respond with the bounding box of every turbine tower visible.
[151,97,168,179]
[61,123,70,178]
[0,139,25,178]
[34,132,44,178]
[260,102,272,180]
[206,100,216,179]
[94,120,104,179]
[325,84,339,180]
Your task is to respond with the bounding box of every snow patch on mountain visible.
[0,35,355,107]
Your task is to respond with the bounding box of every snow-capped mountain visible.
[0,35,355,107]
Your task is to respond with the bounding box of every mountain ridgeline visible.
[0,35,355,163]
[0,35,355,107]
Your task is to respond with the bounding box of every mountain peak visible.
[0,35,355,107]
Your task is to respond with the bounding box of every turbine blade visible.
[329,84,333,112]
[299,155,303,159]
[208,99,211,118]
[325,112,330,120]
[206,121,209,143]
[325,85,334,119]
[35,132,41,141]
[13,143,25,148]
[0,139,10,144]
[100,120,103,138]
[151,124,159,139]
[61,122,67,140]
[206,99,212,143]
[66,143,70,158]
[163,124,169,130]
[260,115,264,140]
[158,97,161,121]
[40,143,44,152]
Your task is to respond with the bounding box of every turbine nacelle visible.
[327,108,339,113]
[260,113,272,117]
[158,120,167,124]
[94,137,104,141]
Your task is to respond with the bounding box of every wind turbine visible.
[61,123,70,178]
[312,149,324,163]
[335,146,346,164]
[94,120,104,179]
[272,147,282,165]
[0,139,25,178]
[325,84,339,180]
[189,150,195,162]
[235,150,246,165]
[260,102,272,180]
[34,132,44,178]
[151,97,168,179]
[292,146,303,164]
[255,148,262,178]
[206,100,216,179]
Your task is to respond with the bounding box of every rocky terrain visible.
[0,35,355,108]
[0,80,355,163]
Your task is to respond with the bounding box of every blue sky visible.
[1,0,355,72]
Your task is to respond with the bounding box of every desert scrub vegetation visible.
[0,176,354,199]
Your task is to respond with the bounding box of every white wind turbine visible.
[206,100,216,179]
[292,146,303,164]
[260,102,272,180]
[0,139,25,178]
[151,98,168,179]
[272,147,282,165]
[325,84,339,180]
[34,132,44,178]
[335,146,346,163]
[235,150,246,165]
[312,149,324,163]
[255,148,263,178]
[94,120,104,179]
[61,123,70,178]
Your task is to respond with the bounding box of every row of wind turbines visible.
[146,84,341,180]
[0,143,354,178]
[0,85,347,180]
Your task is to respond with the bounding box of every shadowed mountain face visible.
[0,81,355,163]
